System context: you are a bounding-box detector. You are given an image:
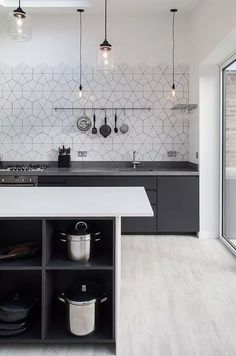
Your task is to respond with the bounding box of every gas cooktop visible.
[0,164,50,172]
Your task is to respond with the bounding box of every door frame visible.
[219,53,236,255]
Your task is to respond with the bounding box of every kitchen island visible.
[0,187,153,354]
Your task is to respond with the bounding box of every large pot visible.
[0,292,38,323]
[59,222,101,262]
[58,280,108,336]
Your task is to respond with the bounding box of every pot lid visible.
[63,280,103,305]
[67,221,90,236]
[0,292,36,313]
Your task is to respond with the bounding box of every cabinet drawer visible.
[146,190,156,205]
[38,176,67,186]
[117,177,157,190]
[66,176,117,186]
[122,204,156,233]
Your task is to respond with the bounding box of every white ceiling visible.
[89,0,205,15]
[0,0,205,15]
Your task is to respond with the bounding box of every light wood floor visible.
[1,235,236,356]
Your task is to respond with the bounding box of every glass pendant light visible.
[170,9,178,97]
[77,9,84,98]
[7,0,32,42]
[96,0,114,72]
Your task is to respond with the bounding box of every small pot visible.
[59,222,101,262]
[0,292,38,323]
[58,280,108,337]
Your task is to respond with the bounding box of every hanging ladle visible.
[92,110,97,134]
[114,110,118,133]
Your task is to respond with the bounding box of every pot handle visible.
[75,221,88,231]
[59,233,67,243]
[92,232,101,242]
[100,294,108,304]
[58,293,66,304]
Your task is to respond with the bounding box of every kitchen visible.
[0,0,236,355]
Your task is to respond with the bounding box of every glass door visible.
[222,58,236,249]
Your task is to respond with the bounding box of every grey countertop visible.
[0,161,199,176]
[39,167,199,176]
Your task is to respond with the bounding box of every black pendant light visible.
[8,0,32,42]
[77,9,84,98]
[170,9,178,97]
[97,0,114,71]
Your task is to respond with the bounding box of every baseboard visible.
[197,231,219,239]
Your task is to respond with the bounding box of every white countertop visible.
[0,187,153,218]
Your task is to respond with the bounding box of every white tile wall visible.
[0,63,189,161]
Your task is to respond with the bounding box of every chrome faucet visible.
[132,151,141,169]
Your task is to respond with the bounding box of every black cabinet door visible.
[122,204,156,234]
[66,176,117,186]
[38,175,157,234]
[38,176,67,186]
[157,177,199,233]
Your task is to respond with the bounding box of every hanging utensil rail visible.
[54,107,151,112]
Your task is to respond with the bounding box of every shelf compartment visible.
[0,270,42,342]
[0,220,42,269]
[44,270,114,343]
[44,219,114,270]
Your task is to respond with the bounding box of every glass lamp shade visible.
[7,10,32,42]
[96,47,114,72]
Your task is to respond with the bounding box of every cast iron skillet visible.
[100,113,111,138]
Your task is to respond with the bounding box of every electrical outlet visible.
[78,151,87,158]
[167,151,177,158]
[196,152,199,159]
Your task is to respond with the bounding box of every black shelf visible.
[0,218,116,349]
[0,255,42,270]
[46,251,113,270]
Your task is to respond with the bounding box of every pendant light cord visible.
[172,10,176,88]
[79,10,82,89]
[104,0,107,40]
[19,0,21,8]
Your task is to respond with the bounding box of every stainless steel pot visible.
[60,222,101,262]
[58,281,108,336]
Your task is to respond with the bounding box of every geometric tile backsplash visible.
[0,62,189,162]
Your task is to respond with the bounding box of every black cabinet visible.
[0,218,115,347]
[157,177,199,233]
[38,175,199,234]
[38,176,157,234]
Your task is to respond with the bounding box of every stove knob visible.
[1,179,4,183]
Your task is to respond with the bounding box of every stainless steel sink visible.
[117,168,154,172]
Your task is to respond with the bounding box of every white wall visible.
[187,0,236,238]
[0,11,191,162]
[0,12,190,66]
[188,0,236,164]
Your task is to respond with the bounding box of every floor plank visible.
[0,236,236,356]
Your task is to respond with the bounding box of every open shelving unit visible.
[0,217,116,350]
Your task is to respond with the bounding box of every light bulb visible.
[17,18,23,27]
[79,90,83,98]
[102,50,108,59]
[172,89,176,97]
[104,59,109,66]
